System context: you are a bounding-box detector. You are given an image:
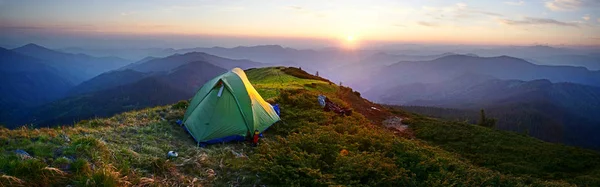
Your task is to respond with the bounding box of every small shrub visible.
[76,120,89,127]
[85,165,122,187]
[64,137,110,161]
[172,100,189,110]
[52,157,71,171]
[0,156,70,185]
[71,158,92,175]
[85,120,108,128]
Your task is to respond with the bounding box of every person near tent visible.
[252,130,260,147]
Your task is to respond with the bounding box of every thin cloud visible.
[423,3,503,21]
[418,21,439,27]
[499,17,579,27]
[288,6,303,10]
[0,24,99,32]
[504,1,525,6]
[136,24,174,29]
[582,15,590,21]
[120,11,137,16]
[468,9,502,17]
[0,26,45,30]
[220,6,245,12]
[453,3,503,17]
[545,0,600,11]
[286,5,326,18]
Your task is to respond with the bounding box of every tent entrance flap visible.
[217,85,224,97]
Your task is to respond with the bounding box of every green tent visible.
[183,68,280,144]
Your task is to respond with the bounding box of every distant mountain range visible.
[13,43,132,84]
[359,55,600,95]
[3,43,600,151]
[26,77,188,126]
[3,48,264,127]
[60,44,600,72]
[529,55,600,71]
[378,72,600,149]
[67,69,154,96]
[24,61,227,126]
[120,51,264,72]
[0,47,74,119]
[348,54,600,150]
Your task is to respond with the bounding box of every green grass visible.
[240,88,572,186]
[0,66,598,186]
[246,67,337,99]
[0,105,251,186]
[399,113,600,186]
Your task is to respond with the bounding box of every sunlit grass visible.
[246,67,337,99]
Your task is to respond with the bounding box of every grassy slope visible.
[400,113,600,185]
[0,67,598,186]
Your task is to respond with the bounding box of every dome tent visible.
[183,68,280,145]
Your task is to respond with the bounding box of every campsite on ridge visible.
[2,0,600,186]
[2,67,600,186]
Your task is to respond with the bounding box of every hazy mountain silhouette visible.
[0,48,72,106]
[0,47,75,125]
[378,73,600,149]
[360,55,600,96]
[378,73,600,112]
[123,52,264,72]
[70,52,235,96]
[12,43,132,83]
[162,61,228,94]
[67,69,155,96]
[24,77,187,127]
[530,55,600,71]
[156,45,316,64]
[117,56,158,70]
[18,61,227,127]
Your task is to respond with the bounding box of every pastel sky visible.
[1,0,599,48]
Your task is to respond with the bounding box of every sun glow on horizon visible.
[346,35,355,41]
[341,34,359,50]
[1,1,599,47]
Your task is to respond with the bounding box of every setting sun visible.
[342,35,359,50]
[346,35,355,41]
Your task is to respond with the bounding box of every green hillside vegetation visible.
[1,67,599,186]
[397,112,600,186]
[395,105,600,150]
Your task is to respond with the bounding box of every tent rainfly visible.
[183,68,280,145]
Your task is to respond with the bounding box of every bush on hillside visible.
[172,100,189,110]
[478,109,497,128]
[406,114,600,186]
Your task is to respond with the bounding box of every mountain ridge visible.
[377,72,600,150]
[15,61,227,127]
[0,47,73,123]
[124,51,263,73]
[12,43,133,84]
